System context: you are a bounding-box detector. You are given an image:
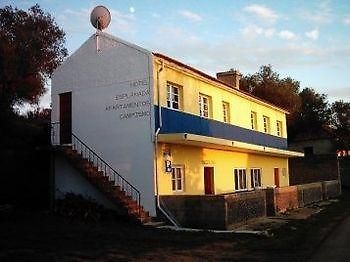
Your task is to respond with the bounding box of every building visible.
[288,127,341,186]
[51,32,303,226]
[288,127,336,156]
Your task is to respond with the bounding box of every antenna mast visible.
[90,6,111,52]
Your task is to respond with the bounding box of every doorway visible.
[274,168,280,187]
[204,167,215,195]
[59,92,72,144]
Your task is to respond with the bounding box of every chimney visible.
[216,69,242,89]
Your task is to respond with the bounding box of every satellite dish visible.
[90,6,111,30]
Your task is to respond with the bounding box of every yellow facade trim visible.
[154,58,290,115]
[158,133,304,158]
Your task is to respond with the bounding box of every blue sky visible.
[3,0,350,108]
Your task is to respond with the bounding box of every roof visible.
[153,52,290,114]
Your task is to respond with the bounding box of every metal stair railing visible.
[71,134,141,218]
[50,122,141,218]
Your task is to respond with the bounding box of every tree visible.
[294,88,331,133]
[331,100,350,149]
[0,5,67,118]
[240,65,301,118]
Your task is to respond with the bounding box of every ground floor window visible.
[171,166,184,192]
[250,168,262,188]
[234,168,247,191]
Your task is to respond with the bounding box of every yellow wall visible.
[153,59,288,138]
[157,143,289,195]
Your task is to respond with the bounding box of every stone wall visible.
[297,182,323,207]
[160,190,266,229]
[265,186,298,215]
[159,195,226,229]
[225,190,266,226]
[289,154,339,185]
[322,180,341,199]
[159,180,341,229]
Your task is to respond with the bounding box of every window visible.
[276,121,283,137]
[251,111,257,130]
[251,168,262,188]
[199,94,210,118]
[167,82,181,109]
[282,168,287,177]
[171,166,184,191]
[234,168,247,191]
[263,116,270,133]
[222,102,230,123]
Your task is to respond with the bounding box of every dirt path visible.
[309,214,350,262]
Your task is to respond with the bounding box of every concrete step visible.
[143,221,166,227]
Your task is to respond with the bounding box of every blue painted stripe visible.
[155,106,287,149]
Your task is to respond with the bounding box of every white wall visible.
[51,32,156,215]
[54,155,118,210]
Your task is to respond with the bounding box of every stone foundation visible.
[160,190,266,229]
[265,186,299,215]
[297,182,323,207]
[159,180,341,229]
[322,180,341,199]
[225,190,266,226]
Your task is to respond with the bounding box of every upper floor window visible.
[167,82,181,110]
[234,168,247,191]
[199,94,211,118]
[222,102,230,123]
[251,111,257,130]
[276,120,283,137]
[251,168,262,188]
[171,166,184,192]
[263,115,270,134]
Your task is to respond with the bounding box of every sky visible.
[3,0,350,109]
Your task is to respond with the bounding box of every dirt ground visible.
[1,190,350,262]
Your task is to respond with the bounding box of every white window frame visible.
[276,120,282,137]
[250,168,262,188]
[234,168,247,191]
[222,101,230,123]
[171,166,184,192]
[251,111,257,130]
[167,82,181,110]
[199,94,210,118]
[263,115,270,134]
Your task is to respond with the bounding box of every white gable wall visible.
[51,32,156,215]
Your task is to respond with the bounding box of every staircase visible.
[56,133,151,224]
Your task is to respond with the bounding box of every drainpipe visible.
[154,60,180,227]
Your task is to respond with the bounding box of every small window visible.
[167,83,181,110]
[263,116,270,134]
[234,168,247,191]
[251,168,262,188]
[282,168,287,177]
[276,121,283,137]
[222,102,230,123]
[251,111,257,130]
[199,94,211,118]
[171,166,184,192]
